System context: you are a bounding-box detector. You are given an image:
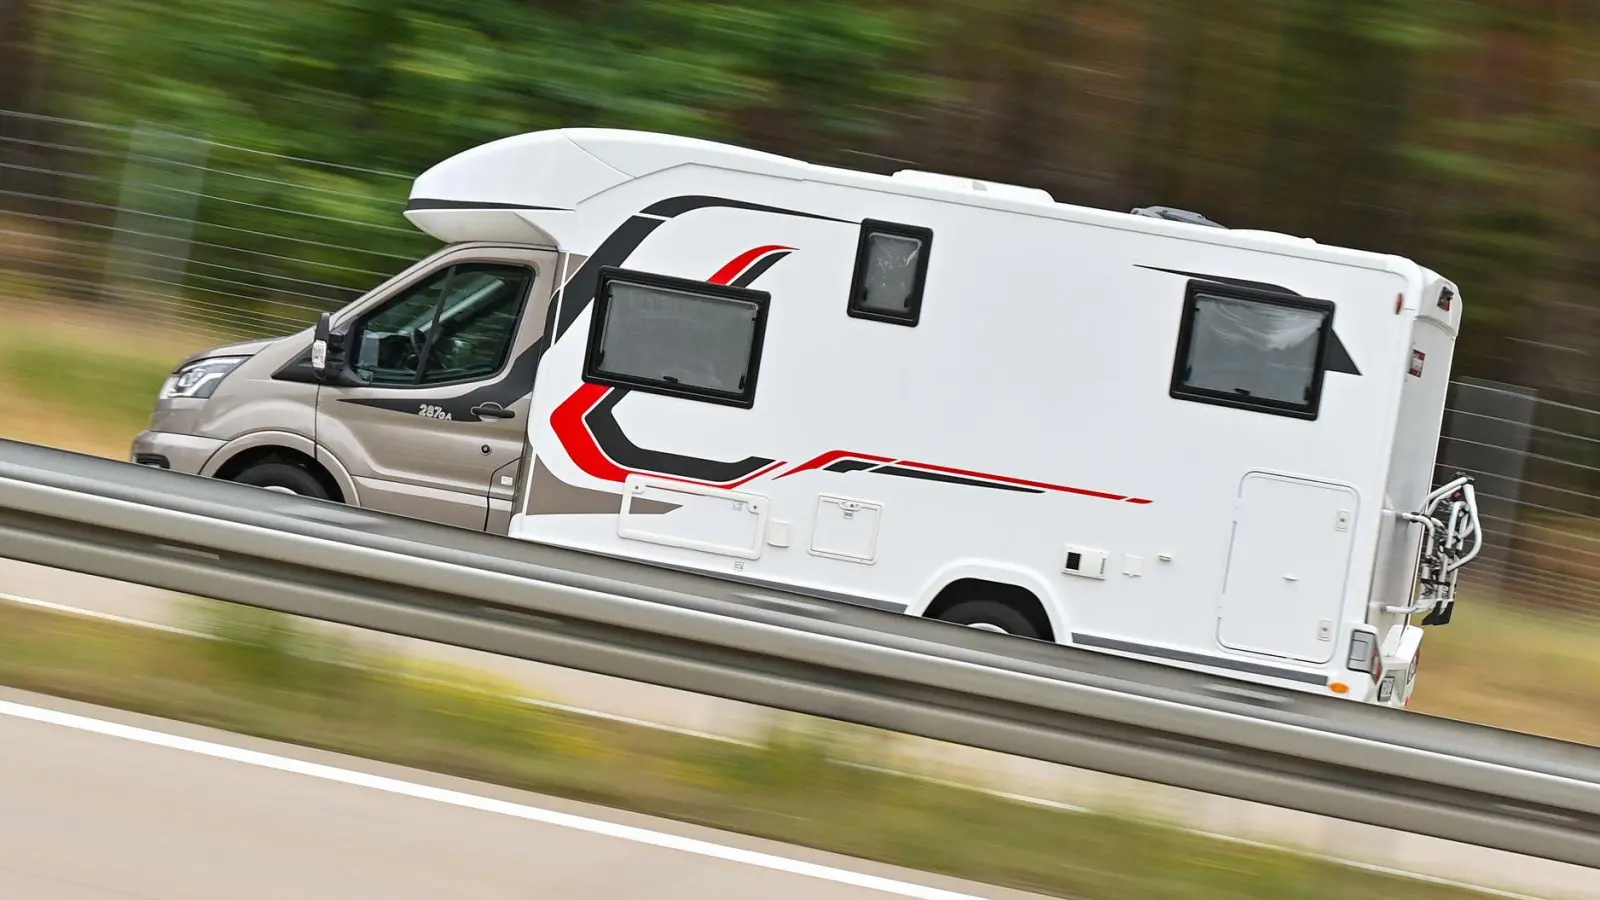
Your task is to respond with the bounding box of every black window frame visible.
[348,261,537,390]
[846,219,933,327]
[1168,279,1336,421]
[581,265,773,410]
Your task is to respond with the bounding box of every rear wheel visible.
[230,461,332,500]
[933,598,1044,640]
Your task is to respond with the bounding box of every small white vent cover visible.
[1062,545,1109,580]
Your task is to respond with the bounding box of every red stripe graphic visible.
[776,452,1151,505]
[710,245,791,285]
[550,380,785,488]
[550,382,629,483]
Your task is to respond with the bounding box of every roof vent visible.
[1131,206,1226,229]
[892,169,1054,204]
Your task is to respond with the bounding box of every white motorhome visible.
[133,128,1480,706]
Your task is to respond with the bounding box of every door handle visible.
[471,403,516,420]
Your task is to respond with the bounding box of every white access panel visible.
[1217,472,1358,664]
[809,495,882,563]
[617,475,769,560]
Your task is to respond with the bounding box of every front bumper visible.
[129,430,226,476]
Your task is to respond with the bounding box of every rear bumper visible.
[130,430,225,477]
[1378,623,1426,707]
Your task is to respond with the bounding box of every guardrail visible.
[2,438,1599,870]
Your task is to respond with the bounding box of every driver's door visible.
[314,246,556,529]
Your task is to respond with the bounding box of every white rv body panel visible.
[397,128,1471,701]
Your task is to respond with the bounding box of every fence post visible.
[100,122,210,319]
[1439,377,1538,600]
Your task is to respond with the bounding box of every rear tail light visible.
[1346,631,1382,683]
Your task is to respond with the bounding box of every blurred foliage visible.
[0,596,1526,899]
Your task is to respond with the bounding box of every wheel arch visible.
[203,431,357,504]
[911,561,1066,643]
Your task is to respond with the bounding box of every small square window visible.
[1170,282,1334,419]
[848,220,932,326]
[583,267,771,408]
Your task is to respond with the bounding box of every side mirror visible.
[311,312,331,380]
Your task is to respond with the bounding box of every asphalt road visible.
[0,688,1047,900]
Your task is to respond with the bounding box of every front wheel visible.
[231,461,332,500]
[933,599,1044,640]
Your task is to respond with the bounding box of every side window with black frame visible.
[1169,282,1334,419]
[352,263,533,387]
[583,267,770,409]
[847,219,932,326]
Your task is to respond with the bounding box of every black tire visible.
[231,461,332,500]
[934,599,1044,640]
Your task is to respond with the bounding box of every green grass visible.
[0,298,208,456]
[0,599,1507,900]
[0,334,171,422]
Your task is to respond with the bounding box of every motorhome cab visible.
[132,127,1481,705]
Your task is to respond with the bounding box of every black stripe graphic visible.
[641,195,850,222]
[824,459,879,473]
[554,216,667,339]
[405,199,563,211]
[874,464,1045,494]
[731,251,788,288]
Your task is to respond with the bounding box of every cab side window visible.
[352,263,534,387]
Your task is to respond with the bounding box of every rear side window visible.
[583,267,771,408]
[1170,281,1334,419]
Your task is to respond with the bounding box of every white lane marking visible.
[0,698,995,900]
[0,592,207,638]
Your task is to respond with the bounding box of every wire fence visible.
[1441,378,1600,620]
[0,109,432,346]
[0,110,1596,620]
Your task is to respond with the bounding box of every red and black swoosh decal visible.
[775,451,1152,504]
[548,244,794,488]
[549,235,1150,503]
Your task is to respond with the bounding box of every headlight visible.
[159,356,247,400]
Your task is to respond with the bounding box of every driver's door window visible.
[352,263,532,386]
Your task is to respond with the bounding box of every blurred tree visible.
[28,0,930,310]
[0,0,50,213]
